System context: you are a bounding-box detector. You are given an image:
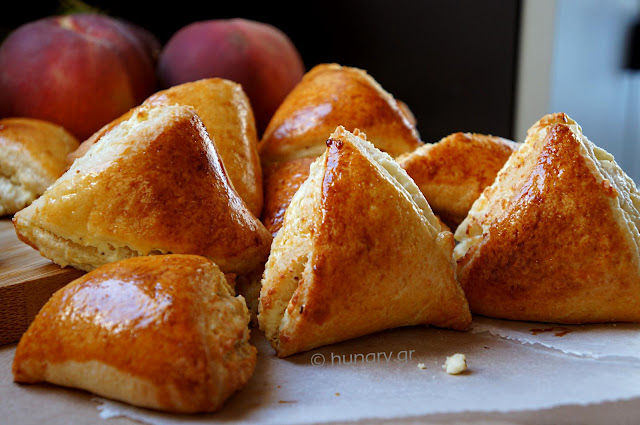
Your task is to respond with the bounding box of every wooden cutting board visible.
[0,218,84,345]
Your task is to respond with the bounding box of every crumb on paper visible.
[417,363,426,370]
[443,353,467,375]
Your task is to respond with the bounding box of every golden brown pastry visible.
[261,157,315,236]
[259,156,452,238]
[13,254,256,413]
[396,99,417,127]
[0,118,79,216]
[455,113,640,323]
[14,104,272,274]
[68,78,263,217]
[397,132,519,230]
[240,159,316,325]
[258,63,423,165]
[258,127,471,357]
[245,65,425,326]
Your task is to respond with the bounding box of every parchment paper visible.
[471,316,640,360]
[95,318,640,425]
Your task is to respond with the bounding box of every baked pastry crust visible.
[454,113,640,323]
[235,265,265,327]
[258,127,471,357]
[0,118,79,215]
[13,104,272,274]
[13,254,256,413]
[258,63,423,165]
[261,157,314,237]
[260,156,452,237]
[68,78,263,217]
[397,132,518,229]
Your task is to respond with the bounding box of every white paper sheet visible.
[471,316,640,360]
[95,320,640,425]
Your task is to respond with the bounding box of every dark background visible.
[1,0,522,143]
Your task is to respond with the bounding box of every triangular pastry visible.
[239,65,424,321]
[14,104,272,274]
[68,78,263,217]
[258,127,471,357]
[454,113,640,323]
[0,118,79,215]
[397,132,518,230]
[13,254,256,413]
[260,157,452,238]
[258,63,423,165]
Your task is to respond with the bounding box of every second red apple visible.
[158,19,305,134]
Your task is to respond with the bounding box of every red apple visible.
[0,13,159,140]
[121,18,162,65]
[157,18,305,135]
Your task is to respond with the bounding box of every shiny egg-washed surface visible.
[261,157,314,236]
[12,254,256,413]
[455,113,640,323]
[398,132,518,230]
[68,78,263,217]
[258,63,423,165]
[14,105,271,274]
[259,127,470,357]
